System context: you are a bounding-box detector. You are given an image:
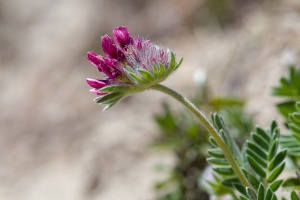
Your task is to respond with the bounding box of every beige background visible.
[0,0,300,199]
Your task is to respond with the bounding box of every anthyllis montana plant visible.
[85,26,300,200]
[86,26,182,110]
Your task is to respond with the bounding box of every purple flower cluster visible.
[86,26,172,96]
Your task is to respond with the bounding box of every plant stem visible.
[150,83,250,188]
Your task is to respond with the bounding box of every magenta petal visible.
[89,88,106,96]
[87,51,101,67]
[101,35,118,59]
[113,26,133,48]
[86,78,106,88]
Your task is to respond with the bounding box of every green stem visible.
[150,83,250,188]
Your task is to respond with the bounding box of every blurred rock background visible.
[1,0,300,199]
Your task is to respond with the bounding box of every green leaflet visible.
[291,191,300,200]
[245,121,286,191]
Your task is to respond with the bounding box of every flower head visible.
[86,26,182,110]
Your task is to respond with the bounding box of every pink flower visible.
[86,26,182,109]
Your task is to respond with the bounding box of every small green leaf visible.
[276,101,297,119]
[169,52,176,71]
[267,162,285,183]
[241,168,260,189]
[265,188,273,200]
[268,139,279,161]
[103,101,119,111]
[247,155,266,178]
[209,137,218,147]
[268,149,287,172]
[247,141,267,160]
[257,184,265,200]
[269,179,283,192]
[283,178,300,188]
[213,166,234,175]
[153,64,159,77]
[174,57,183,70]
[232,183,246,196]
[252,133,269,151]
[256,127,270,142]
[95,92,123,104]
[289,114,300,126]
[159,63,165,77]
[126,71,146,85]
[246,148,267,168]
[222,177,240,187]
[290,124,300,136]
[208,149,225,158]
[99,84,130,93]
[291,191,300,200]
[137,69,155,82]
[271,194,278,200]
[246,187,256,200]
[270,120,278,134]
[240,196,249,200]
[296,102,300,111]
[212,113,223,130]
[207,158,228,166]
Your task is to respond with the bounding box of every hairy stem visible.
[150,83,250,188]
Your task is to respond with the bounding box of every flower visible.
[86,26,182,110]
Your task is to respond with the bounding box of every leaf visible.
[174,57,183,70]
[269,179,283,192]
[99,84,130,93]
[246,148,267,168]
[232,183,246,196]
[247,155,266,178]
[271,194,278,200]
[207,149,225,158]
[137,69,155,82]
[256,127,271,143]
[209,137,218,147]
[207,157,228,166]
[270,120,278,134]
[267,162,285,183]
[213,166,234,175]
[246,187,256,200]
[268,149,287,171]
[247,141,267,160]
[265,188,273,200]
[94,92,123,104]
[222,177,240,187]
[240,196,249,200]
[252,133,269,151]
[257,184,265,200]
[283,178,300,188]
[153,64,159,77]
[291,191,300,200]
[241,168,260,190]
[125,70,146,85]
[159,63,165,77]
[276,101,297,119]
[268,139,279,161]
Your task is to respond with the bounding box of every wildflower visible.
[86,26,182,110]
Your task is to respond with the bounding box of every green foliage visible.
[245,121,286,189]
[153,84,254,200]
[272,65,300,193]
[205,113,246,197]
[272,66,300,119]
[240,184,300,200]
